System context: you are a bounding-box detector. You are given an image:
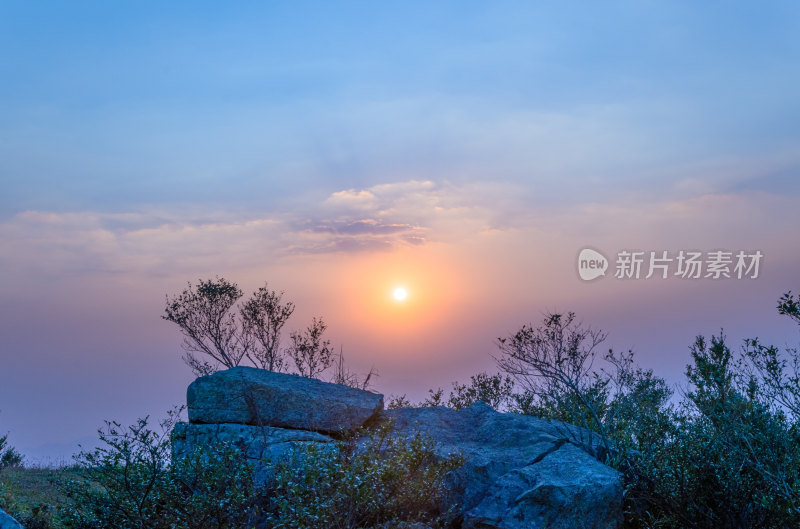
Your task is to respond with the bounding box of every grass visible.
[0,466,81,529]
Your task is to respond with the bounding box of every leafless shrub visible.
[331,348,378,391]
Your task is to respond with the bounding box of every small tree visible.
[0,432,24,471]
[495,312,612,456]
[240,285,295,372]
[163,278,336,379]
[617,297,800,528]
[163,277,247,375]
[288,317,334,378]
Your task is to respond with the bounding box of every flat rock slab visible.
[187,366,384,433]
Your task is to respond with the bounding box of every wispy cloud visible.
[2,177,797,285]
[0,179,488,278]
[306,219,416,236]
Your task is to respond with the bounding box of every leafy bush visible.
[422,372,515,411]
[487,301,800,528]
[56,408,461,529]
[266,422,463,529]
[62,409,262,529]
[622,331,800,529]
[0,433,24,471]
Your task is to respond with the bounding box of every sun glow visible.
[393,286,408,301]
[304,247,470,353]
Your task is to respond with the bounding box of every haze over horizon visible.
[1,1,799,463]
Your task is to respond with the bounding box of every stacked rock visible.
[171,366,623,529]
[172,366,383,485]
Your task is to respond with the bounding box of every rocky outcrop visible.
[187,366,384,432]
[0,508,23,529]
[173,367,622,528]
[464,442,621,529]
[385,403,622,529]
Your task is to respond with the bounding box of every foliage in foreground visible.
[403,294,800,528]
[53,410,460,529]
[268,423,463,529]
[61,408,260,529]
[0,465,81,529]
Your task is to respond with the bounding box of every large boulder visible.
[384,402,622,529]
[463,443,622,528]
[187,366,384,433]
[172,422,335,487]
[0,508,23,529]
[176,369,622,528]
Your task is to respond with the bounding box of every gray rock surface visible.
[0,508,23,529]
[172,421,334,486]
[187,366,384,432]
[385,402,622,529]
[463,443,622,529]
[176,369,622,528]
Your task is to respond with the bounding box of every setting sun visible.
[393,287,408,301]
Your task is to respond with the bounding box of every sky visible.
[1,1,800,464]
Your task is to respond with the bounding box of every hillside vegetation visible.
[1,288,799,528]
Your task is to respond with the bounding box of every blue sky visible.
[1,1,799,462]
[3,1,799,216]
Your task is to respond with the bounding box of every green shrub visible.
[56,408,462,529]
[489,302,800,528]
[266,422,463,529]
[422,372,516,411]
[61,409,263,529]
[0,433,24,471]
[623,332,800,529]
